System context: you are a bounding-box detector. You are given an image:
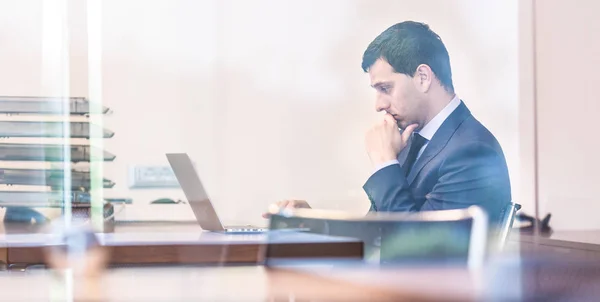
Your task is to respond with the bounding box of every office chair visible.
[495,202,522,250]
[265,206,489,270]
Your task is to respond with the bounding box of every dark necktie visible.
[402,133,428,176]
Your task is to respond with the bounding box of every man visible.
[264,21,511,225]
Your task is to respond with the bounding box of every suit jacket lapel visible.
[406,102,472,185]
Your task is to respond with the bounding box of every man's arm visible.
[363,142,511,218]
[363,163,415,212]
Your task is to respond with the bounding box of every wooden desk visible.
[0,265,473,301]
[2,254,600,301]
[0,242,6,270]
[508,230,600,260]
[1,222,363,269]
[5,258,599,301]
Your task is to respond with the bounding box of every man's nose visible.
[375,96,389,112]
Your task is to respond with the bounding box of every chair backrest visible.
[265,206,489,270]
[495,202,522,250]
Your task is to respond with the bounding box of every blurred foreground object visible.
[45,224,109,301]
[45,224,109,277]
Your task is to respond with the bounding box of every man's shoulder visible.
[435,113,510,180]
[437,112,508,166]
[452,114,503,149]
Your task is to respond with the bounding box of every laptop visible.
[166,153,267,233]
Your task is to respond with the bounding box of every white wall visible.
[0,0,520,227]
[0,0,43,95]
[100,0,221,209]
[517,0,600,230]
[530,0,600,230]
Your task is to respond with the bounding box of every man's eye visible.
[380,87,390,93]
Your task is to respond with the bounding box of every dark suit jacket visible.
[363,101,511,225]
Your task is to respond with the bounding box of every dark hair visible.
[361,21,454,93]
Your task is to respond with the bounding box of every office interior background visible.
[0,0,525,227]
[1,0,594,231]
[0,0,599,299]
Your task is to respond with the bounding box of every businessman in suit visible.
[264,21,511,225]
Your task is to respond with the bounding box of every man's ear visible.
[414,64,433,93]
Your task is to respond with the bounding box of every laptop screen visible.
[166,153,224,231]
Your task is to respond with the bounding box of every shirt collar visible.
[417,95,462,141]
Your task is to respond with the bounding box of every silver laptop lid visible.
[166,153,225,231]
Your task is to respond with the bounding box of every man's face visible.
[368,59,424,130]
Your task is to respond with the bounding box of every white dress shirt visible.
[371,95,462,175]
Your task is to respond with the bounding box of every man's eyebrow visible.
[372,81,392,88]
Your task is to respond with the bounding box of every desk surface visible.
[0,265,474,302]
[538,230,600,245]
[0,221,205,235]
[3,257,600,302]
[0,222,364,267]
[511,230,600,252]
[2,223,360,247]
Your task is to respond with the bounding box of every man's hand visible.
[365,114,418,167]
[262,200,311,218]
